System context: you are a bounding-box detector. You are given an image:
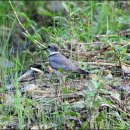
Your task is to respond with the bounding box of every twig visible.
[9,0,45,48]
[111,45,125,80]
[79,61,118,66]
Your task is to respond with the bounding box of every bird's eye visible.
[48,45,50,48]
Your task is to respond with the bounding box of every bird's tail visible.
[79,69,89,74]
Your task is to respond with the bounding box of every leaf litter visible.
[2,39,130,129]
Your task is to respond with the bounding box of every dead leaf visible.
[122,64,130,74]
[18,70,34,82]
[20,84,38,92]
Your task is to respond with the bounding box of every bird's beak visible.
[43,47,48,50]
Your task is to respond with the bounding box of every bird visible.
[44,43,89,76]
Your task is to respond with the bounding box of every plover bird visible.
[45,43,89,75]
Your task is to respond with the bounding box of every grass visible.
[0,1,130,129]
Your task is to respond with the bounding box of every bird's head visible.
[47,43,59,55]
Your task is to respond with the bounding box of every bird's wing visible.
[49,53,74,71]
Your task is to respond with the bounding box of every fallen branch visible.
[79,61,118,66]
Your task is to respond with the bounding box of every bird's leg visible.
[52,69,63,97]
[53,69,61,77]
[61,75,67,88]
[53,69,67,87]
